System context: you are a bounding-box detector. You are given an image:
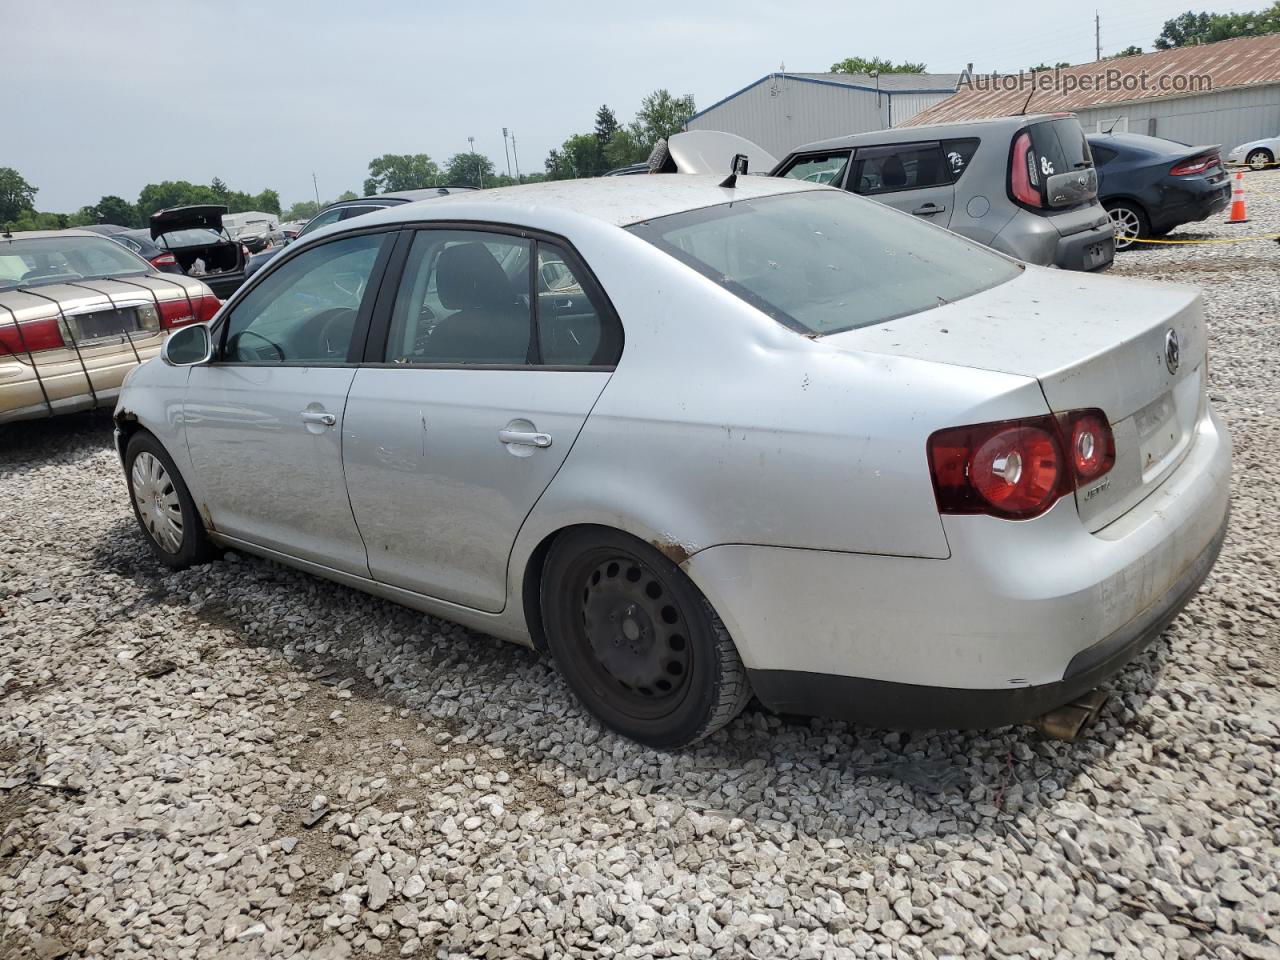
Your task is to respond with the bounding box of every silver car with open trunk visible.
[114,174,1229,747]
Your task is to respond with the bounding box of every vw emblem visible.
[1165,329,1181,374]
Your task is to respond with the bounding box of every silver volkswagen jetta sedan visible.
[114,175,1231,748]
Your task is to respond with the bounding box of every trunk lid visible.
[151,204,228,240]
[827,266,1207,531]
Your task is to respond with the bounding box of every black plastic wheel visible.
[124,431,216,570]
[541,528,751,748]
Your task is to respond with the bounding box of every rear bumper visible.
[1053,222,1115,271]
[1149,182,1231,231]
[746,507,1227,728]
[686,405,1231,728]
[0,345,160,424]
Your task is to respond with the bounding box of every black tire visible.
[124,431,215,570]
[1105,200,1149,251]
[541,528,752,749]
[1246,148,1273,171]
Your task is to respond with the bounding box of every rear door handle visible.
[300,410,337,426]
[912,203,945,216]
[499,429,552,448]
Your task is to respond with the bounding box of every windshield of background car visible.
[0,235,150,290]
[628,190,1022,335]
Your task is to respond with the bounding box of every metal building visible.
[902,34,1280,152]
[685,72,961,158]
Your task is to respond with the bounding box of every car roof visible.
[347,174,824,230]
[790,113,1070,153]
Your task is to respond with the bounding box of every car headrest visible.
[881,157,908,188]
[437,243,513,311]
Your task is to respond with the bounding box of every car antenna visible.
[1103,118,1119,134]
[1016,87,1035,116]
[720,154,749,188]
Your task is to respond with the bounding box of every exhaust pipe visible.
[1033,689,1109,741]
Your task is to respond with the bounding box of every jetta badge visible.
[1165,329,1181,374]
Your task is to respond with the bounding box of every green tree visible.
[137,180,218,217]
[629,89,697,149]
[1028,61,1073,70]
[363,154,441,194]
[829,56,928,74]
[1112,45,1144,57]
[604,128,649,169]
[1154,4,1280,48]
[91,195,140,227]
[443,152,496,188]
[283,200,321,221]
[337,190,358,201]
[0,167,38,223]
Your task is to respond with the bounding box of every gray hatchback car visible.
[774,113,1115,271]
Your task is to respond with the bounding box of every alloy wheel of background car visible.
[124,432,215,570]
[1246,149,1273,171]
[1105,202,1147,251]
[541,529,751,748]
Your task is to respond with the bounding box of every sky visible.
[8,0,1258,212]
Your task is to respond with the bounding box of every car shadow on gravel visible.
[0,411,116,479]
[86,509,1176,852]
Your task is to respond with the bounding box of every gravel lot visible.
[2,170,1278,960]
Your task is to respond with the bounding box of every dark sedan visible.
[1088,133,1232,250]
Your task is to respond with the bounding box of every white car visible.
[1226,135,1278,170]
[113,175,1231,748]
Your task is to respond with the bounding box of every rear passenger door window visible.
[941,138,981,181]
[849,142,956,227]
[851,142,950,195]
[778,151,852,187]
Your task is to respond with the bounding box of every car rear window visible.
[0,235,150,290]
[629,190,1021,336]
[1028,118,1094,178]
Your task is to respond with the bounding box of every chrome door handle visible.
[499,429,552,448]
[300,411,336,426]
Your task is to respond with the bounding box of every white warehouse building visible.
[685,71,961,159]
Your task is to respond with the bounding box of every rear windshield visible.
[628,190,1021,335]
[0,235,150,291]
[1029,118,1093,177]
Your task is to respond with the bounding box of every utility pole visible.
[1095,11,1101,61]
[510,131,521,181]
[312,172,320,206]
[502,128,513,179]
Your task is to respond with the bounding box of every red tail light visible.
[0,316,65,355]
[158,294,221,329]
[1009,132,1042,208]
[1169,154,1219,176]
[927,409,1115,520]
[149,253,178,268]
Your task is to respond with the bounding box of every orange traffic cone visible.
[1227,172,1249,223]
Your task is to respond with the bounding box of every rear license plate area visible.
[73,308,139,344]
[1135,392,1181,477]
[1086,241,1111,268]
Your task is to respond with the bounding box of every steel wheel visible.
[131,452,184,554]
[541,528,752,748]
[579,553,693,714]
[1107,205,1142,250]
[1246,149,1273,171]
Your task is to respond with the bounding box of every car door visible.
[182,230,393,575]
[342,227,622,612]
[848,141,955,227]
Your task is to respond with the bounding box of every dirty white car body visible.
[1226,134,1279,169]
[114,175,1231,745]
